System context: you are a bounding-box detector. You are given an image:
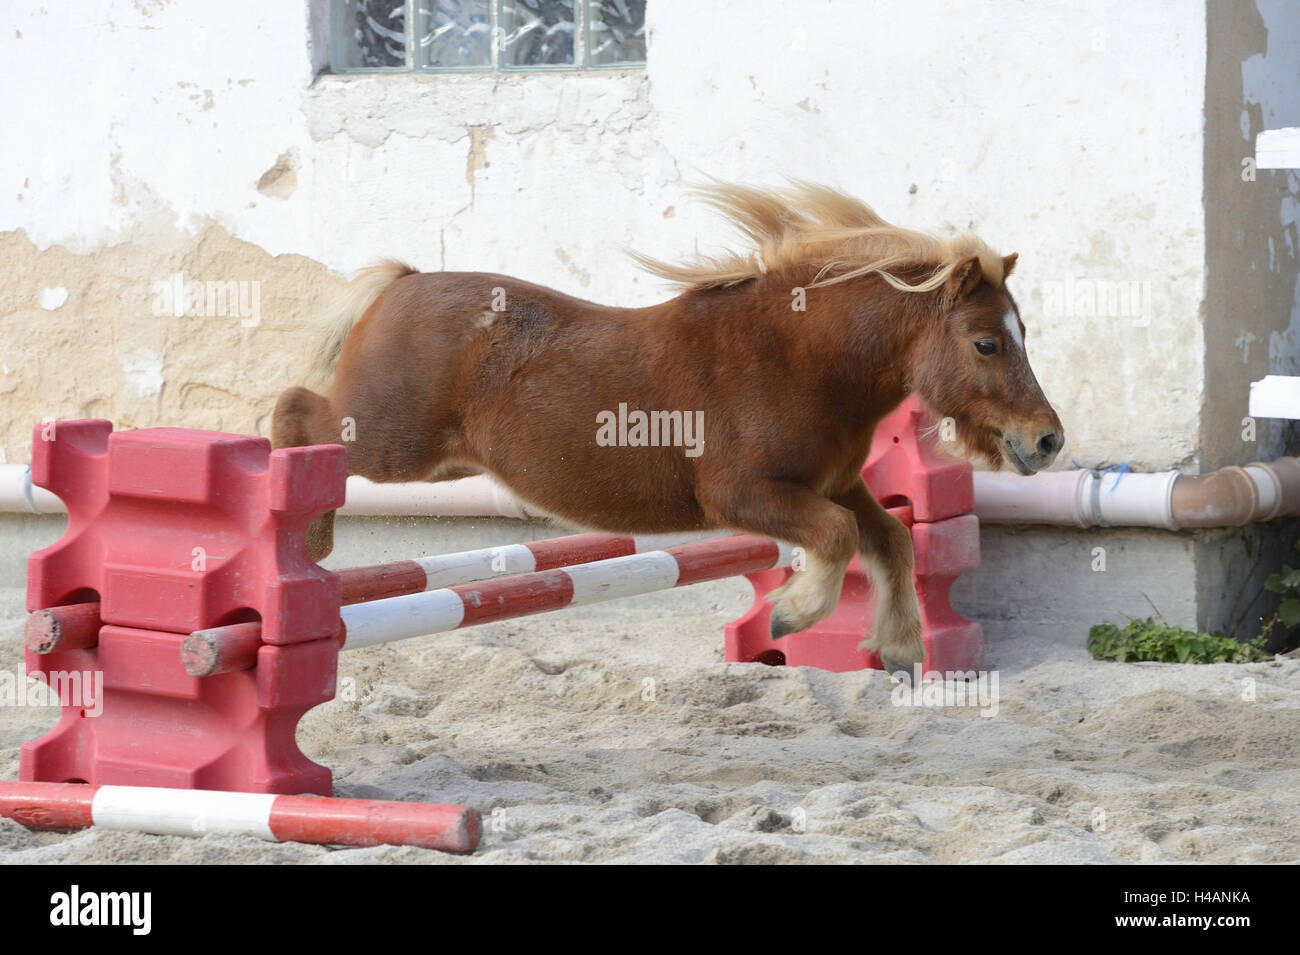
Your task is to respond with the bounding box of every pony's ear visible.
[946,255,984,302]
[1002,252,1018,280]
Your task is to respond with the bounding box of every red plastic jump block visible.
[21,420,348,794]
[22,628,339,794]
[725,397,984,673]
[725,509,984,673]
[861,396,974,523]
[27,420,346,645]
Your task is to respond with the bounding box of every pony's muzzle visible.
[1003,428,1062,474]
[1035,429,1062,459]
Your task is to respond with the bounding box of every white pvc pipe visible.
[340,474,546,518]
[0,463,64,514]
[971,470,1092,526]
[1245,465,1279,519]
[1088,470,1180,530]
[0,459,1292,531]
[938,469,1179,528]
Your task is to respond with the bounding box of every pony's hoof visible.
[880,648,923,682]
[863,621,925,679]
[769,607,799,640]
[766,579,841,640]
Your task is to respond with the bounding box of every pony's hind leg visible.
[272,386,343,561]
[700,479,859,639]
[833,480,925,676]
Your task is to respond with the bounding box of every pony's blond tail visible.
[300,259,418,394]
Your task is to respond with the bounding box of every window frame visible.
[328,0,646,75]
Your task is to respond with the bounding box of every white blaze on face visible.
[1003,309,1024,351]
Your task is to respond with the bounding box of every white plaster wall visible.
[1,0,1209,468]
[644,0,1208,470]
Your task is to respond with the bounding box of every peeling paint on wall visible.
[0,223,342,462]
[257,153,298,199]
[38,287,67,310]
[0,0,1291,480]
[121,348,164,398]
[465,125,494,190]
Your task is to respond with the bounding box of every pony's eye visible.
[974,339,999,356]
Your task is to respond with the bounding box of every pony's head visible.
[909,252,1063,474]
[631,181,1063,472]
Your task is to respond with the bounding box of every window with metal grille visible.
[331,0,646,73]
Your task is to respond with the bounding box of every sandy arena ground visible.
[2,581,1298,865]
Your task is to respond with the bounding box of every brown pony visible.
[273,183,1063,673]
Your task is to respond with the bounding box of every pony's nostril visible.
[1036,431,1061,457]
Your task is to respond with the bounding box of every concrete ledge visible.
[951,525,1197,646]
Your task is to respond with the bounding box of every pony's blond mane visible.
[632,181,1005,293]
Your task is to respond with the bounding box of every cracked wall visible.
[0,0,1290,483]
[0,223,341,462]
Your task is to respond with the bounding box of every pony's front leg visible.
[832,480,925,676]
[700,480,859,639]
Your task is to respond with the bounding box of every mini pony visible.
[274,183,1062,673]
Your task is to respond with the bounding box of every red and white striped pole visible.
[183,535,796,673]
[28,530,721,654]
[338,530,721,604]
[341,535,795,650]
[0,781,480,854]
